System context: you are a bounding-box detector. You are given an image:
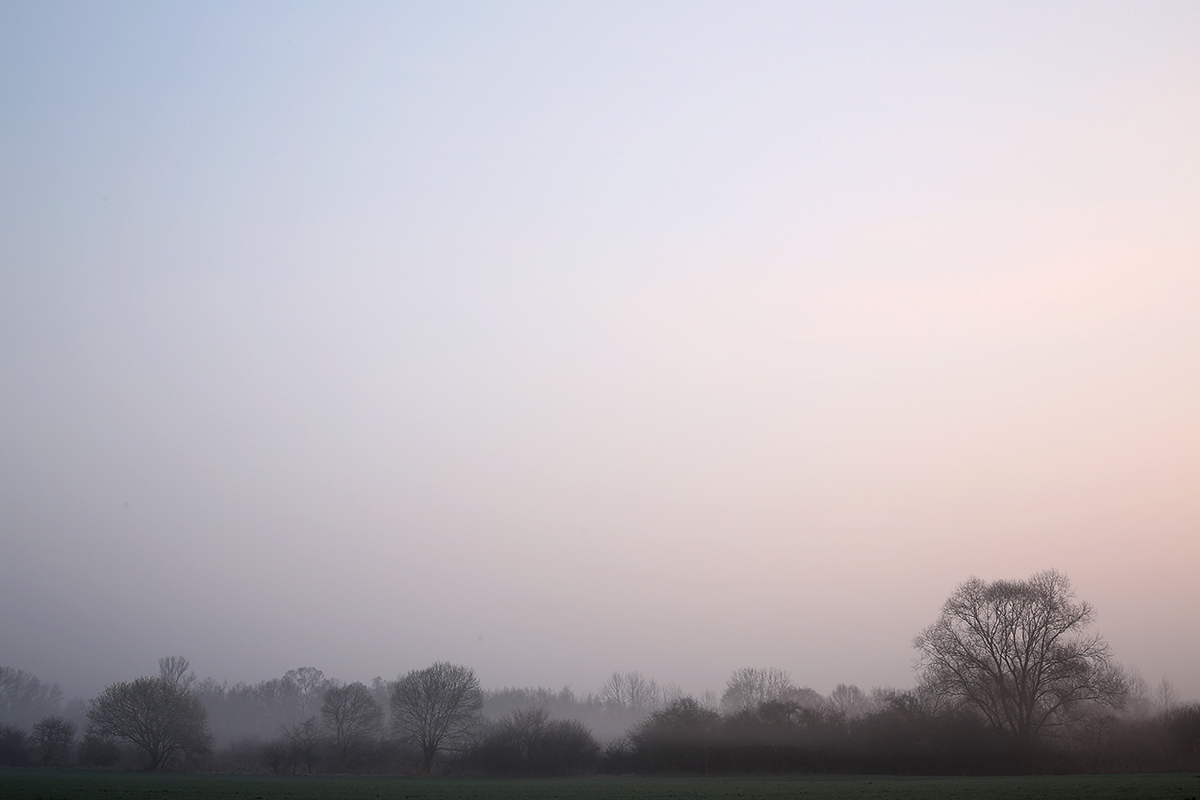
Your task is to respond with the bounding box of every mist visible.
[2,0,1198,725]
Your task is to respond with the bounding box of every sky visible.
[2,1,1198,703]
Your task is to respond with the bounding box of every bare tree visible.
[0,666,62,729]
[31,716,75,766]
[720,667,818,713]
[86,677,213,770]
[321,681,383,769]
[599,671,662,711]
[914,569,1127,746]
[390,662,482,774]
[825,683,873,720]
[1156,679,1178,715]
[370,676,391,712]
[1124,668,1152,719]
[158,656,195,692]
[282,716,320,774]
[284,667,326,720]
[659,682,688,707]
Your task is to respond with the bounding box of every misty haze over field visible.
[2,2,1198,708]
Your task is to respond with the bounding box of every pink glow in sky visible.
[1,2,1198,702]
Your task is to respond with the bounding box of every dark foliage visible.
[603,690,1200,776]
[1165,704,1200,768]
[77,734,125,767]
[0,724,31,767]
[31,715,75,766]
[625,697,722,773]
[609,693,1041,775]
[462,708,600,776]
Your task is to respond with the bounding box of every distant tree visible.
[0,666,62,728]
[825,683,873,721]
[659,682,688,707]
[914,569,1127,746]
[31,715,75,766]
[370,676,391,714]
[282,716,320,773]
[390,662,482,774]
[199,676,297,741]
[721,667,820,713]
[1155,679,1178,716]
[284,667,326,719]
[1122,669,1153,719]
[158,656,196,692]
[86,677,213,770]
[321,681,384,769]
[599,671,662,711]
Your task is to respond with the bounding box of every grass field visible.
[1,769,1198,800]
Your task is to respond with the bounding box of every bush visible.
[31,716,75,767]
[627,697,721,773]
[78,734,124,768]
[209,736,272,773]
[463,708,601,776]
[1165,703,1200,769]
[0,724,30,767]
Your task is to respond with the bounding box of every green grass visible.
[1,770,1198,800]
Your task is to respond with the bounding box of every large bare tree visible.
[321,681,384,769]
[914,569,1127,745]
[390,662,482,774]
[86,677,212,770]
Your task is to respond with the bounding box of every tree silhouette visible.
[86,677,212,770]
[391,662,482,774]
[914,569,1127,746]
[321,681,383,769]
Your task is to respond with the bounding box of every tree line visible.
[2,570,1198,775]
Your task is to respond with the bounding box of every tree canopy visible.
[86,676,212,770]
[391,662,482,773]
[914,569,1127,745]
